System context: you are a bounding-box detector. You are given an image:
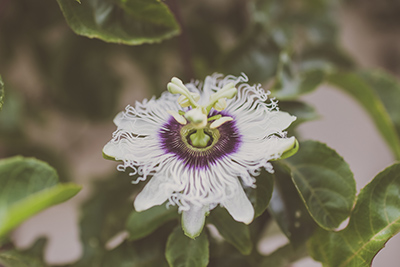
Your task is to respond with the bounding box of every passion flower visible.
[103,73,297,238]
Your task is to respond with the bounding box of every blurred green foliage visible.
[2,0,400,266]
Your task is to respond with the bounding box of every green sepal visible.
[102,151,116,161]
[271,139,299,161]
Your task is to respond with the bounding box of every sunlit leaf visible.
[309,163,400,267]
[268,163,318,247]
[126,204,178,241]
[327,71,400,160]
[0,157,81,240]
[56,0,180,45]
[166,226,209,267]
[208,207,252,255]
[284,141,356,230]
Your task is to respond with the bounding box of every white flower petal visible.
[115,116,160,136]
[222,183,254,224]
[103,137,161,162]
[267,111,297,133]
[236,111,296,139]
[134,175,173,212]
[103,140,120,159]
[182,204,208,239]
[113,111,124,126]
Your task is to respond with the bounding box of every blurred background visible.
[1,0,400,265]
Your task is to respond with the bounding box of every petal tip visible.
[181,206,207,239]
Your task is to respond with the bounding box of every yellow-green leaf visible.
[0,157,81,240]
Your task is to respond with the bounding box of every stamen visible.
[168,77,199,108]
[213,98,227,111]
[178,93,200,108]
[207,115,222,121]
[206,83,237,113]
[167,110,187,125]
[210,116,233,129]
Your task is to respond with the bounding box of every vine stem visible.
[165,0,195,80]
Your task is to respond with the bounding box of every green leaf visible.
[300,45,355,71]
[0,156,81,240]
[56,0,180,45]
[0,183,81,239]
[0,76,4,111]
[259,244,308,267]
[73,172,135,266]
[101,239,169,267]
[268,163,318,247]
[284,141,356,230]
[126,204,178,241]
[272,53,325,100]
[252,0,338,49]
[278,100,319,128]
[309,163,400,267]
[0,238,47,267]
[74,172,176,267]
[250,170,274,218]
[359,70,400,138]
[0,89,24,139]
[220,26,280,84]
[327,71,400,160]
[100,222,175,267]
[165,226,209,267]
[208,207,252,255]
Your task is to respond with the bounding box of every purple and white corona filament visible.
[103,74,297,238]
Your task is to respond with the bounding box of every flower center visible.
[159,112,241,170]
[181,124,220,149]
[166,77,237,148]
